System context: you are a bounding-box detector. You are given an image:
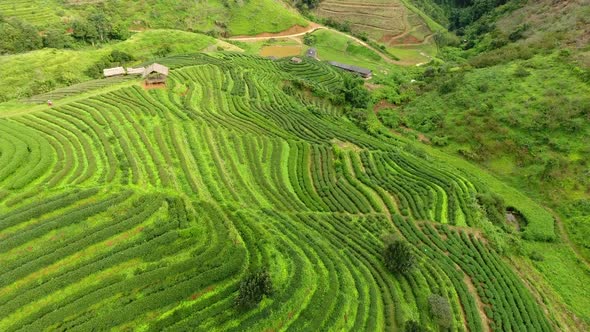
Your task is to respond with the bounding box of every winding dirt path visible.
[227,24,408,65]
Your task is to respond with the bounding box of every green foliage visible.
[378,109,402,128]
[405,320,430,332]
[235,270,273,309]
[383,239,416,275]
[303,33,316,46]
[428,294,452,328]
[42,29,74,49]
[476,191,506,226]
[0,51,577,330]
[342,75,370,109]
[0,18,42,54]
[85,50,136,79]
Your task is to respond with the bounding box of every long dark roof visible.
[328,61,372,75]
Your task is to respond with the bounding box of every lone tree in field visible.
[428,294,452,329]
[383,239,416,275]
[235,270,273,309]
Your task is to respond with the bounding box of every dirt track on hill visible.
[227,24,418,65]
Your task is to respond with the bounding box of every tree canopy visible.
[235,270,273,309]
[383,239,416,275]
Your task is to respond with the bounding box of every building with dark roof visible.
[328,61,372,79]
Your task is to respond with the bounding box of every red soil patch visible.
[389,34,422,45]
[260,45,302,57]
[142,82,167,90]
[373,99,397,113]
[232,23,320,39]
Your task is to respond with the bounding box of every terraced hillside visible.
[0,54,555,330]
[0,0,61,25]
[315,0,433,45]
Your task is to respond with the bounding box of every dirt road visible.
[226,23,407,65]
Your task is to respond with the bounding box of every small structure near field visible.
[328,61,372,79]
[306,47,318,59]
[291,57,303,64]
[142,63,169,85]
[126,67,145,75]
[103,67,126,78]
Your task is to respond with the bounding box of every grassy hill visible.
[0,53,564,330]
[0,30,220,102]
[370,0,590,325]
[0,0,307,36]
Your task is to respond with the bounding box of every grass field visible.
[0,52,562,330]
[0,30,217,102]
[0,0,307,35]
[308,29,387,71]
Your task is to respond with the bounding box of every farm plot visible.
[0,53,554,330]
[0,0,63,26]
[314,0,433,45]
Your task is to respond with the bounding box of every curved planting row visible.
[0,53,555,331]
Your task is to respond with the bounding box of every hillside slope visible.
[0,0,307,36]
[0,53,559,331]
[371,0,590,326]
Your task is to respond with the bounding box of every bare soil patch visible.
[373,100,397,113]
[142,82,167,90]
[389,34,422,45]
[260,45,302,57]
[463,272,492,332]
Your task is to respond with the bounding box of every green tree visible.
[72,19,99,45]
[428,294,452,329]
[342,74,370,109]
[0,18,41,54]
[42,29,73,49]
[235,270,273,309]
[303,33,316,46]
[88,12,111,42]
[383,239,416,275]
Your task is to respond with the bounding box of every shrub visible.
[235,270,273,309]
[405,320,429,332]
[383,239,416,275]
[428,294,452,328]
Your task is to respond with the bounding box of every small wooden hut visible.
[126,67,145,75]
[103,67,126,78]
[142,63,169,84]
